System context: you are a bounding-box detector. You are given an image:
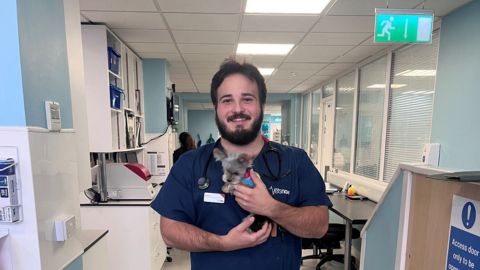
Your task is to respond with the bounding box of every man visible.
[151,59,332,269]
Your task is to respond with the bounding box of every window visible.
[333,72,356,172]
[309,89,322,162]
[301,93,311,151]
[354,56,387,180]
[323,82,334,98]
[383,35,439,181]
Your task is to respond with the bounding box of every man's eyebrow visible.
[241,93,257,98]
[219,94,233,100]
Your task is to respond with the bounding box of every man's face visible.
[215,73,263,145]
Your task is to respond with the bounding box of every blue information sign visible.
[446,196,480,270]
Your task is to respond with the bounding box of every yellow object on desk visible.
[347,186,356,196]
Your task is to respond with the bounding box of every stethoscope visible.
[197,137,292,190]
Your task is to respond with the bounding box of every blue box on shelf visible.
[108,47,121,75]
[109,85,124,110]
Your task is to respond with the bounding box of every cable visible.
[139,124,170,147]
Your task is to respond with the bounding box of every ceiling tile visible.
[129,42,177,53]
[241,14,319,32]
[312,16,374,33]
[164,13,240,31]
[423,0,472,16]
[302,32,371,45]
[112,29,172,42]
[172,30,237,44]
[278,63,328,72]
[80,0,157,12]
[138,52,182,61]
[178,44,235,54]
[335,45,387,63]
[81,11,166,29]
[360,35,391,46]
[327,0,420,16]
[239,32,305,44]
[286,45,352,62]
[156,0,242,13]
[183,53,230,63]
[236,55,285,66]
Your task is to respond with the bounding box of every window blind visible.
[383,35,439,182]
[355,56,387,180]
[309,89,322,162]
[333,72,355,172]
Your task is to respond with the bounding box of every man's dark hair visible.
[210,59,267,108]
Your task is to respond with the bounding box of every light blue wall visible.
[188,110,217,146]
[431,0,480,170]
[143,59,168,133]
[16,0,73,128]
[0,0,26,126]
[362,171,404,270]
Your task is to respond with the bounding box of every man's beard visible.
[216,110,263,146]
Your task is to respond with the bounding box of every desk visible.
[328,193,376,270]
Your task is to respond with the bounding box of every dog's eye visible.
[233,172,239,176]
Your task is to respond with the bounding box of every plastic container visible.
[109,85,124,110]
[108,47,121,75]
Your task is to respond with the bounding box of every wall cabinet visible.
[81,25,145,153]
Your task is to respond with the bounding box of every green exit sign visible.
[374,9,434,43]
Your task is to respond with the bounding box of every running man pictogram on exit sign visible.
[374,9,434,43]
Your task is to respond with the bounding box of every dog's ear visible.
[237,153,250,167]
[213,148,227,161]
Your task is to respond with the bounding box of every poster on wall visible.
[445,195,480,270]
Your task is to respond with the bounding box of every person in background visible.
[173,132,196,164]
[152,59,331,270]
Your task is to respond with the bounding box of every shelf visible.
[109,70,121,79]
[110,108,122,113]
[135,115,144,118]
[123,107,134,112]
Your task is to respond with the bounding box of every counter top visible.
[77,230,109,252]
[80,199,153,207]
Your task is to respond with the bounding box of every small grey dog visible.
[213,148,272,233]
[213,148,250,194]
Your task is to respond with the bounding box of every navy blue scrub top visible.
[151,140,332,270]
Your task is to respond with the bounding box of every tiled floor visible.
[161,248,344,270]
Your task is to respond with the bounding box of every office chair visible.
[302,223,360,270]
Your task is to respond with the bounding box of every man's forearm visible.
[160,217,224,252]
[268,203,329,238]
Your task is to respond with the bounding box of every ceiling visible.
[80,0,470,94]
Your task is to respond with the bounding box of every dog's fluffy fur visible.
[213,148,270,232]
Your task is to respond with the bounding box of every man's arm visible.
[160,215,272,252]
[234,172,329,238]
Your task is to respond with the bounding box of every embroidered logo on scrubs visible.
[268,186,290,196]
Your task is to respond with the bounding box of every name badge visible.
[203,192,225,204]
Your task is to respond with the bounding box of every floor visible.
[161,248,345,270]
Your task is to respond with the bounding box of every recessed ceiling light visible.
[237,43,294,55]
[258,68,275,76]
[245,0,331,14]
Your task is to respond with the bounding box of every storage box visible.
[108,47,121,75]
[109,85,124,110]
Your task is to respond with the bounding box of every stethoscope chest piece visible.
[197,177,210,190]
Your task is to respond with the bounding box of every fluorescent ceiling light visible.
[245,0,331,14]
[396,69,436,77]
[258,68,275,76]
[367,84,407,89]
[236,43,294,55]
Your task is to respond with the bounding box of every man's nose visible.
[233,100,244,112]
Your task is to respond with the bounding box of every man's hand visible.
[233,170,277,216]
[221,215,271,251]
